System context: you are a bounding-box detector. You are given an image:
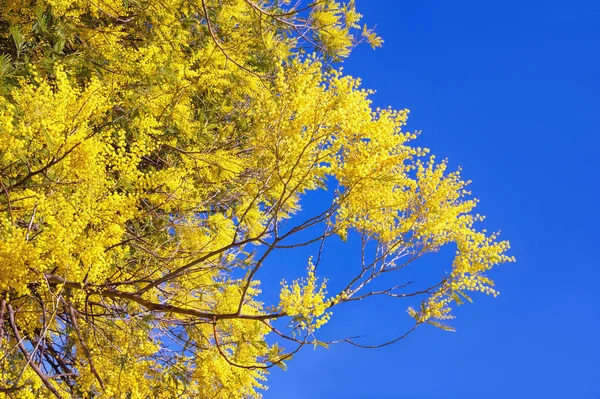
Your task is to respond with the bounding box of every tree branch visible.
[7,305,65,399]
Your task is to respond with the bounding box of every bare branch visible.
[7,305,65,399]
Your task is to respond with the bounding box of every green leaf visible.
[275,360,287,371]
[427,320,456,332]
[407,306,418,318]
[0,54,13,77]
[313,340,329,350]
[451,291,464,305]
[456,290,473,303]
[9,27,26,58]
[53,37,66,54]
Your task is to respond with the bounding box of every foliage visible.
[0,1,512,397]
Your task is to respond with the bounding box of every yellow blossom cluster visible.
[279,260,332,331]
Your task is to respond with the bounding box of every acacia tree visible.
[0,1,513,398]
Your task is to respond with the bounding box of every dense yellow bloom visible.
[280,260,331,330]
[0,1,511,397]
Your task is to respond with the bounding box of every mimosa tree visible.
[0,1,512,397]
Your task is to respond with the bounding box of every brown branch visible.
[194,0,270,79]
[8,132,81,190]
[67,303,105,390]
[0,297,5,341]
[44,274,285,321]
[135,234,263,295]
[334,323,421,349]
[7,305,66,399]
[0,385,25,394]
[212,319,302,370]
[243,0,325,19]
[338,282,445,304]
[0,178,13,225]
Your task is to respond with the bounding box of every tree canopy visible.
[0,1,513,397]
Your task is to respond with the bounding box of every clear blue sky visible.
[263,1,600,398]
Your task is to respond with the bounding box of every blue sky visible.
[261,1,600,398]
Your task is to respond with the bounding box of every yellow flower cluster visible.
[279,260,332,331]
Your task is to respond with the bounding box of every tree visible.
[0,1,513,397]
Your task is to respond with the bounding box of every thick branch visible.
[44,274,285,321]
